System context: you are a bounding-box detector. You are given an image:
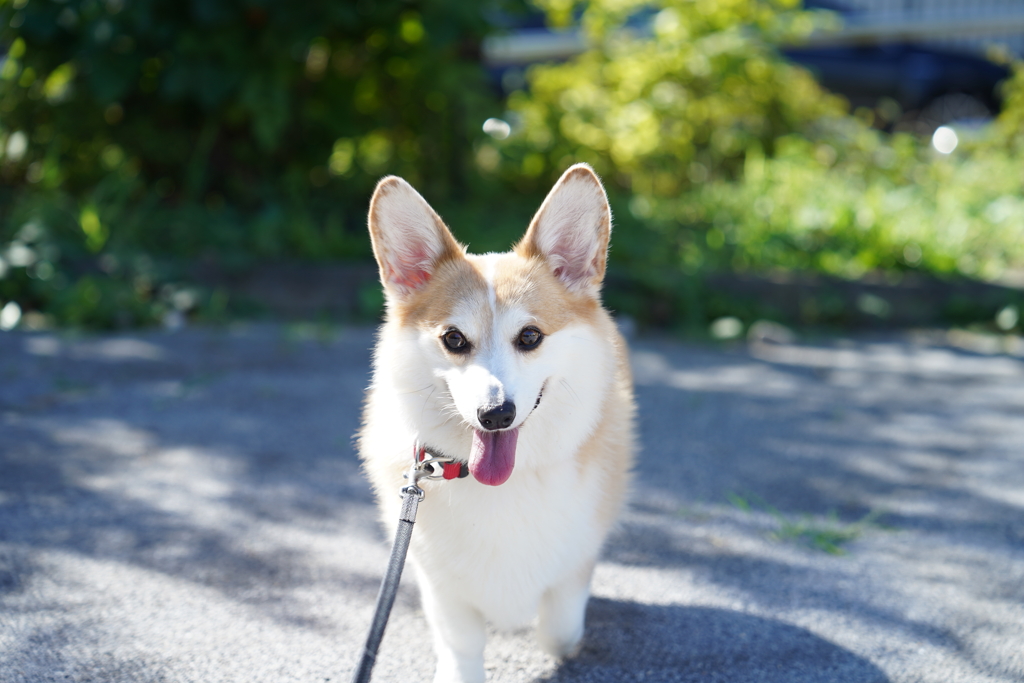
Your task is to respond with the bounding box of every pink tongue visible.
[469,428,519,486]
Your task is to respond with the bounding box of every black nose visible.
[478,401,516,430]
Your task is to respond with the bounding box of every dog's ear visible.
[516,163,611,296]
[368,176,463,299]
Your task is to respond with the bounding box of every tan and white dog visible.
[359,164,636,683]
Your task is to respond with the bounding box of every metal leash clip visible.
[401,445,456,500]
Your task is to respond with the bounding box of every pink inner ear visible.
[387,264,431,290]
[547,234,594,288]
[387,244,433,292]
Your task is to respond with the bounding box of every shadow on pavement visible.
[601,521,956,652]
[0,327,385,631]
[3,328,1022,681]
[541,598,890,683]
[629,338,1024,542]
[0,420,386,627]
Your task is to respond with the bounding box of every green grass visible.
[727,492,890,556]
[53,375,94,394]
[281,320,341,346]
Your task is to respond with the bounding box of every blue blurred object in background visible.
[484,0,1017,134]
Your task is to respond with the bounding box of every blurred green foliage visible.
[0,0,504,207]
[502,0,845,189]
[494,0,1024,330]
[0,0,1022,332]
[681,121,1024,282]
[0,0,520,326]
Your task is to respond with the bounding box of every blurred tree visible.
[1,0,1021,330]
[502,0,847,194]
[0,0,512,254]
[0,0,533,327]
[497,0,1024,328]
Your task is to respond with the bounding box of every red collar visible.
[416,445,469,480]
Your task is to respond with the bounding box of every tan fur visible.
[393,257,489,330]
[391,250,607,355]
[488,256,603,331]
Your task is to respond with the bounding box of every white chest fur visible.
[410,449,606,629]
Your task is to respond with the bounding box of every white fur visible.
[440,252,521,426]
[361,166,631,683]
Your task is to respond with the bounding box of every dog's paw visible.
[538,623,584,659]
[432,669,485,683]
[433,656,486,683]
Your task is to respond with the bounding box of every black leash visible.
[350,449,456,683]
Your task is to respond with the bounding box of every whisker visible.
[419,386,437,419]
[401,383,435,395]
[559,378,582,406]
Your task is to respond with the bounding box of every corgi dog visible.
[359,164,636,683]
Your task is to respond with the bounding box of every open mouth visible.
[469,380,547,487]
[430,380,548,487]
[531,381,546,413]
[469,428,518,486]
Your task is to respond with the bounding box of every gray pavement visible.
[1,323,1022,682]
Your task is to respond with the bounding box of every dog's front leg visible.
[537,559,595,658]
[418,575,487,683]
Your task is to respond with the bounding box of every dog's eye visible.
[442,328,469,353]
[517,327,543,350]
